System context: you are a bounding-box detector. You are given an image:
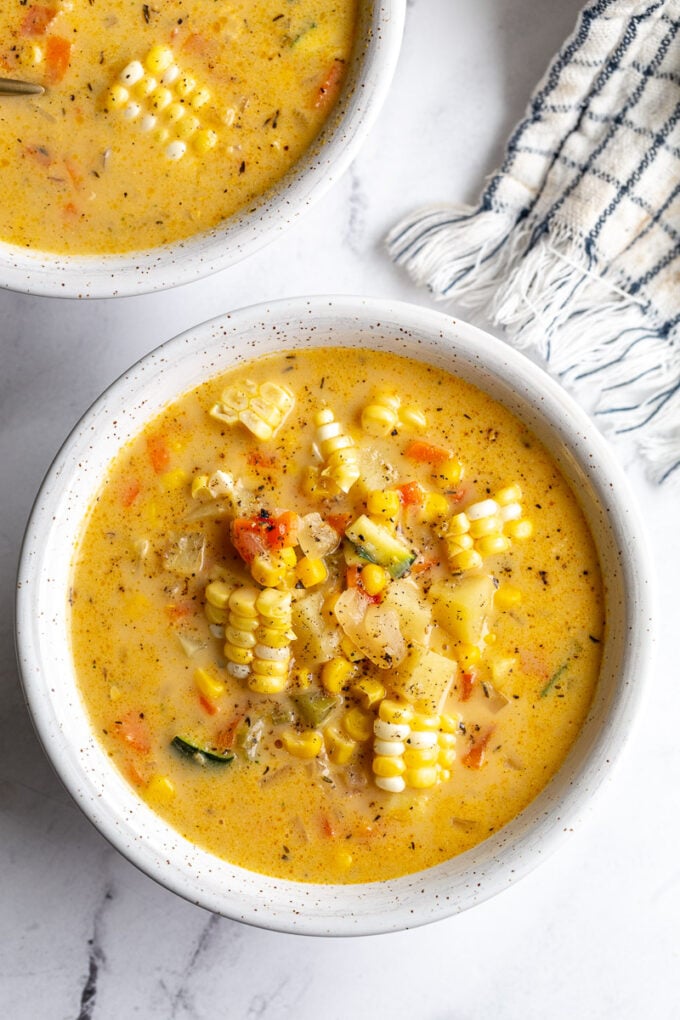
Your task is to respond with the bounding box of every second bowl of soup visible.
[16,296,654,933]
[0,2,404,296]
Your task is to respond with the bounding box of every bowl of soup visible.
[15,296,654,934]
[0,2,404,297]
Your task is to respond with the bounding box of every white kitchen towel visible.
[387,0,680,482]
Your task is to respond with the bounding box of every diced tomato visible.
[326,512,352,535]
[247,450,276,469]
[215,715,243,749]
[146,433,170,474]
[320,813,339,839]
[20,5,57,35]
[45,35,71,84]
[396,481,425,507]
[120,479,140,507]
[460,669,477,701]
[410,555,439,574]
[405,440,452,465]
[313,58,346,109]
[115,711,151,754]
[462,728,494,769]
[231,511,297,564]
[123,761,147,787]
[164,602,194,623]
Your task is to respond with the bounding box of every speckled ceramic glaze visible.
[0,4,404,299]
[15,297,654,935]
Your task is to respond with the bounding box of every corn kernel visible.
[373,755,406,778]
[419,492,449,523]
[107,84,130,108]
[321,656,353,694]
[194,667,225,701]
[166,102,186,123]
[506,518,533,540]
[340,635,365,662]
[193,128,218,153]
[123,592,150,619]
[159,466,188,491]
[476,534,512,557]
[176,73,196,97]
[333,849,354,870]
[223,643,253,665]
[439,712,460,734]
[249,673,288,694]
[438,748,457,768]
[411,712,439,730]
[404,766,439,789]
[190,87,211,109]
[378,699,414,725]
[352,677,386,709]
[324,724,357,765]
[342,706,374,742]
[496,484,523,505]
[458,642,481,668]
[134,75,158,99]
[360,563,389,596]
[251,553,288,588]
[292,668,313,690]
[203,601,226,625]
[145,44,174,74]
[166,140,187,161]
[256,625,292,648]
[469,514,503,538]
[437,459,465,486]
[281,728,323,759]
[146,774,175,802]
[399,405,427,429]
[295,556,328,588]
[251,657,289,679]
[150,86,172,111]
[403,746,439,767]
[205,580,231,609]
[229,588,259,617]
[448,512,470,536]
[375,775,406,793]
[451,548,483,571]
[366,489,401,520]
[438,731,457,749]
[361,404,398,437]
[176,114,200,140]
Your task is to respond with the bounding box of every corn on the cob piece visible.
[222,586,294,692]
[314,408,361,493]
[210,379,295,441]
[105,45,219,160]
[372,702,458,793]
[361,390,427,437]
[445,484,532,571]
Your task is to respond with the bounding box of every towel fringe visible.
[387,205,680,483]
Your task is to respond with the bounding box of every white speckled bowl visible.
[16,296,654,935]
[0,4,404,299]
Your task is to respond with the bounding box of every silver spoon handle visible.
[0,77,45,96]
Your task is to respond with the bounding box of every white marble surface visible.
[1,1,678,1016]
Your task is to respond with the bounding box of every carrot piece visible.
[459,669,476,701]
[20,5,57,35]
[45,35,71,84]
[199,695,219,716]
[462,727,495,769]
[313,58,346,109]
[25,144,52,168]
[115,711,151,754]
[396,481,425,507]
[146,433,170,474]
[247,450,276,468]
[231,517,266,564]
[231,511,298,563]
[165,602,193,622]
[405,440,452,465]
[64,156,83,190]
[120,479,140,507]
[215,715,244,749]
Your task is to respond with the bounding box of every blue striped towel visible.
[387,0,680,483]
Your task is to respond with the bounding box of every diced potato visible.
[381,578,433,646]
[428,573,496,645]
[393,647,458,714]
[292,591,341,663]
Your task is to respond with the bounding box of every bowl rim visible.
[0,2,405,300]
[15,295,656,935]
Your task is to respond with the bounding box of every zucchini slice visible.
[345,514,416,579]
[171,735,235,765]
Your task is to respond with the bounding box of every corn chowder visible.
[70,347,604,884]
[0,1,357,254]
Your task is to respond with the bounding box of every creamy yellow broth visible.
[70,348,604,884]
[0,0,357,254]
